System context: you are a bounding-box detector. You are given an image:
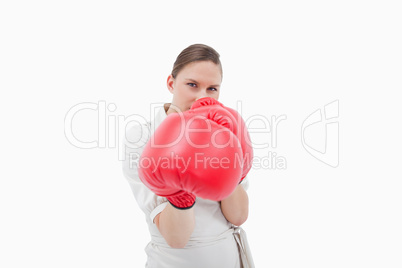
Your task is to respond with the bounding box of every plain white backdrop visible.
[1,0,401,267]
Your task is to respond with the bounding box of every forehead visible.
[177,61,222,82]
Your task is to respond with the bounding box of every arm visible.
[220,184,249,226]
[154,203,195,248]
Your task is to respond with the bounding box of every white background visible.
[1,0,401,267]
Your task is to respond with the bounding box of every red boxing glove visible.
[221,104,253,184]
[138,97,252,209]
[191,98,253,183]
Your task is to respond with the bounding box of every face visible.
[166,61,222,114]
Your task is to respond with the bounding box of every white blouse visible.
[121,103,254,268]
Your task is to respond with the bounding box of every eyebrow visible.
[185,78,220,87]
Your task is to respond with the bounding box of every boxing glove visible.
[221,105,253,183]
[138,97,246,209]
[191,98,253,184]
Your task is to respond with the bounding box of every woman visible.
[122,44,254,268]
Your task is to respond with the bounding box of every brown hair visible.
[171,44,222,79]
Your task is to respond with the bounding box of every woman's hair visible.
[171,44,222,79]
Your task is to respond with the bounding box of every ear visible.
[167,74,175,94]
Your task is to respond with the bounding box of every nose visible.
[195,93,209,101]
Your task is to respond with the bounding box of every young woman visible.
[122,44,254,268]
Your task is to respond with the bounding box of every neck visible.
[165,103,174,115]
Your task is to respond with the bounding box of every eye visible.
[187,83,197,87]
[209,87,218,91]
